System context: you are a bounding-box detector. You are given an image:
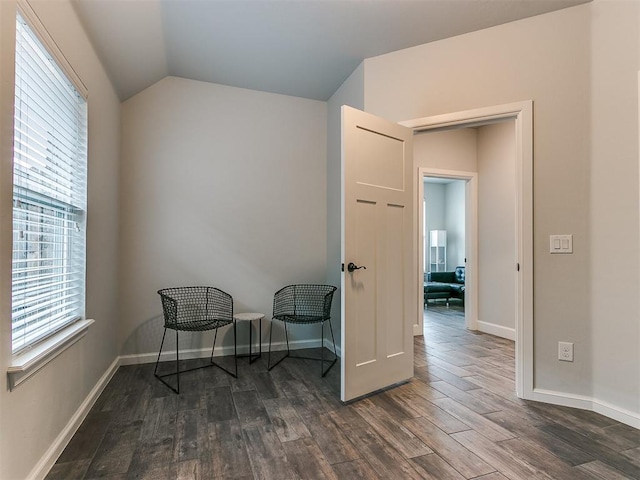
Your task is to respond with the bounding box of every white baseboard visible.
[119,339,327,366]
[29,357,120,480]
[530,388,593,410]
[476,320,516,341]
[592,398,640,429]
[324,337,341,358]
[532,388,640,429]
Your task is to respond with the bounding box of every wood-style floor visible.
[47,304,640,479]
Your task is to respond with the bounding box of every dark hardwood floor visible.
[47,304,640,479]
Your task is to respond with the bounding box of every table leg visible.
[250,317,262,364]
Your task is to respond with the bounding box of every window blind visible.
[12,13,87,353]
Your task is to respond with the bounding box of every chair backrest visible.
[430,271,456,283]
[158,286,233,330]
[273,284,337,321]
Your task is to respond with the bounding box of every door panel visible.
[341,106,415,402]
[384,203,405,356]
[355,127,405,190]
[354,200,377,366]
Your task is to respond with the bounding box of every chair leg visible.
[233,319,238,377]
[268,320,291,371]
[284,321,290,353]
[269,319,337,376]
[210,323,237,378]
[322,320,338,377]
[321,322,325,377]
[154,327,167,377]
[210,328,217,362]
[268,320,273,369]
[156,323,238,394]
[154,327,181,394]
[175,329,180,393]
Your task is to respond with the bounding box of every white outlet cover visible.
[558,341,574,362]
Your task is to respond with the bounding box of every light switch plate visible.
[550,234,573,254]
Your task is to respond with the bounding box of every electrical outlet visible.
[558,342,574,362]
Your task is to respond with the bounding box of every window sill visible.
[7,319,95,390]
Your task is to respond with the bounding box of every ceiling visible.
[71,0,590,102]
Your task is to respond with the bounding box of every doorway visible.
[419,171,476,333]
[402,101,533,399]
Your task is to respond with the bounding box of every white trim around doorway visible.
[401,100,534,400]
[417,168,478,337]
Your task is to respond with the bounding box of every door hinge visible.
[517,263,520,271]
[341,263,344,272]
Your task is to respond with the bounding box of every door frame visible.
[417,169,478,335]
[401,100,533,399]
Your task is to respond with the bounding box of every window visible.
[11,12,87,353]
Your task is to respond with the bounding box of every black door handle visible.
[347,262,367,273]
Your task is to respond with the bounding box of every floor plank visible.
[352,398,432,458]
[409,453,468,479]
[304,413,361,465]
[242,424,298,480]
[205,420,252,479]
[344,428,424,480]
[263,397,311,443]
[541,423,640,478]
[451,429,554,479]
[281,437,338,480]
[331,459,380,480]
[403,416,495,478]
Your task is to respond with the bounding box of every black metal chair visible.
[267,284,338,376]
[155,286,237,393]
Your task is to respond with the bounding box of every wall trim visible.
[8,319,95,391]
[119,339,328,366]
[324,337,342,358]
[28,357,120,480]
[477,320,516,341]
[416,168,479,336]
[592,398,640,429]
[532,388,640,429]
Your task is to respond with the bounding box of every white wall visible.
[424,182,446,249]
[326,63,364,346]
[0,1,121,478]
[424,181,465,272]
[414,128,478,172]
[363,1,640,420]
[416,123,516,338]
[119,76,328,356]
[477,121,516,332]
[416,128,476,274]
[365,2,593,400]
[417,127,476,260]
[445,180,466,268]
[589,0,640,420]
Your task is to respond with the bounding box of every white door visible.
[340,106,415,402]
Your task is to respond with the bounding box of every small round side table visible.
[233,313,264,364]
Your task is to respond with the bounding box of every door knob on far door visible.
[347,262,367,273]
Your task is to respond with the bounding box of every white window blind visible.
[12,12,87,353]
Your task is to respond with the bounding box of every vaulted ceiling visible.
[72,0,590,102]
